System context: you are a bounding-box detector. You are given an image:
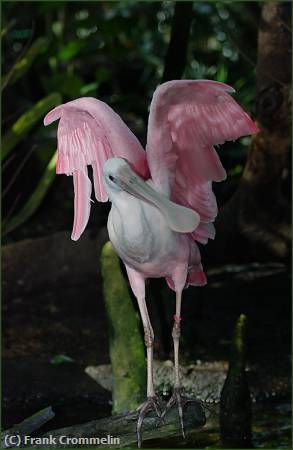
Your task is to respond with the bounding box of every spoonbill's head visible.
[103,157,136,194]
[103,157,200,234]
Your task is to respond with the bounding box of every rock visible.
[85,359,227,403]
[85,359,290,404]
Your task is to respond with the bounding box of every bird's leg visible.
[136,296,162,448]
[138,296,155,397]
[162,290,203,438]
[173,290,182,388]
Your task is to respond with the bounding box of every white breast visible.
[107,190,174,267]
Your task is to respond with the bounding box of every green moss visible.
[101,242,146,414]
[230,313,247,371]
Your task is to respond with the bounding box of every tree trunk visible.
[162,2,193,82]
[209,2,291,262]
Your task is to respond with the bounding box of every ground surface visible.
[2,231,291,447]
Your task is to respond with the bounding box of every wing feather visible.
[146,80,259,245]
[71,168,92,241]
[44,97,149,240]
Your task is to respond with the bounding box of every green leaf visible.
[1,92,62,161]
[216,63,228,83]
[3,151,57,235]
[50,354,75,365]
[58,40,85,61]
[229,164,243,177]
[80,82,99,96]
[1,18,16,38]
[2,37,49,89]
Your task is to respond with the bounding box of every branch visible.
[2,37,48,91]
[2,407,55,449]
[2,92,62,161]
[3,151,57,235]
[19,401,211,448]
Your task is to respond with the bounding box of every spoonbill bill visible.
[44,80,258,446]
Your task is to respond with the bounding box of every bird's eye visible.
[109,175,115,182]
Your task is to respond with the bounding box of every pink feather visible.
[71,168,92,241]
[44,82,258,246]
[44,97,149,239]
[146,80,259,247]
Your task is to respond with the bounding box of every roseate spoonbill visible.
[44,80,258,446]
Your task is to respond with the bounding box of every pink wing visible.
[44,97,149,240]
[146,80,259,244]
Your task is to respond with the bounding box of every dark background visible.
[2,1,258,241]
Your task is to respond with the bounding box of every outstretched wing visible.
[146,80,259,244]
[44,97,148,240]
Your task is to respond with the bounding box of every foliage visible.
[50,354,75,365]
[2,1,259,240]
[2,93,61,160]
[2,37,49,90]
[3,151,58,235]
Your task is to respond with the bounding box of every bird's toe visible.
[161,386,204,439]
[136,395,162,448]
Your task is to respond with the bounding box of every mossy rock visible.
[101,241,146,414]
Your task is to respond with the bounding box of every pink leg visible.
[173,290,183,387]
[125,265,161,447]
[136,296,155,397]
[162,286,205,438]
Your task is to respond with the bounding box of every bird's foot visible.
[136,395,162,448]
[161,386,201,439]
